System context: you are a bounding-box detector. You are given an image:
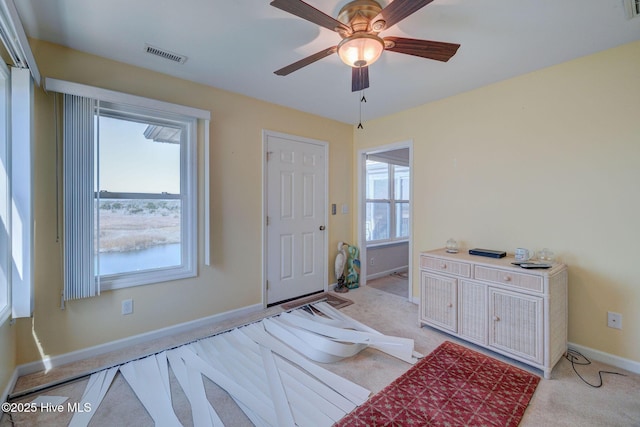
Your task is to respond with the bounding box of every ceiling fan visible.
[271,0,460,92]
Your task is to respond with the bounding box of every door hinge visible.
[266,216,270,226]
[266,151,273,161]
[266,280,269,290]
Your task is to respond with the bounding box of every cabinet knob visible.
[447,303,453,308]
[440,264,447,269]
[503,276,511,282]
[493,315,500,322]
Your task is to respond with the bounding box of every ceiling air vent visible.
[624,0,640,19]
[144,44,187,64]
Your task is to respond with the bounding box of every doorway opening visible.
[357,143,412,300]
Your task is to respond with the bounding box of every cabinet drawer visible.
[474,266,543,292]
[420,256,471,278]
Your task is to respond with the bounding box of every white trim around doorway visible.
[357,140,414,302]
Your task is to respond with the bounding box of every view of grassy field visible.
[97,199,180,253]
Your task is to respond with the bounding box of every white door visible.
[265,131,327,305]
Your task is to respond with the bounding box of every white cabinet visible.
[419,249,568,379]
[459,280,487,346]
[420,272,457,333]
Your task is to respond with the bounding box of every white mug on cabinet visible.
[514,247,532,261]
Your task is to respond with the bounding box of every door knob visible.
[319,225,326,231]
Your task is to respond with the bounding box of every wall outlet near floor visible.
[607,311,622,329]
[370,258,375,266]
[122,299,133,315]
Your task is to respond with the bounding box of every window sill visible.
[0,307,11,327]
[366,239,409,249]
[100,265,197,292]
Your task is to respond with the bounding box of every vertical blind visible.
[63,94,98,300]
[51,77,211,299]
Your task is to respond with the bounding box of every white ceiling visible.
[15,0,640,124]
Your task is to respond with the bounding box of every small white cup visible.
[514,248,532,261]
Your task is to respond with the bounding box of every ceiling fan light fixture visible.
[337,33,384,68]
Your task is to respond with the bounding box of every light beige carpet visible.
[366,273,408,298]
[3,285,639,426]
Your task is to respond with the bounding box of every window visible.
[365,159,410,243]
[0,62,9,322]
[62,94,199,297]
[94,106,193,288]
[48,78,209,299]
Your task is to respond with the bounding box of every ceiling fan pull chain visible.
[358,90,367,129]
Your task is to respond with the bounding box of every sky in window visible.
[98,116,180,194]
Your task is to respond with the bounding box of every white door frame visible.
[356,140,414,301]
[262,130,329,307]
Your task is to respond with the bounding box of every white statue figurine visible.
[334,241,348,293]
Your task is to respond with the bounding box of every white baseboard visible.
[6,303,263,398]
[366,266,409,281]
[568,342,640,375]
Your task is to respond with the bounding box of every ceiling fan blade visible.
[371,0,434,31]
[352,66,369,92]
[384,37,460,62]
[274,46,338,76]
[270,0,351,33]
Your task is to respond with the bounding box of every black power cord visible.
[0,410,15,427]
[565,348,626,388]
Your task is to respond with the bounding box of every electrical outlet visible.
[122,299,133,315]
[607,311,622,329]
[370,258,375,266]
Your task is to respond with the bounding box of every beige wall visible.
[354,41,640,363]
[13,39,353,364]
[0,320,15,397]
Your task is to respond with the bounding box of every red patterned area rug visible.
[335,341,540,427]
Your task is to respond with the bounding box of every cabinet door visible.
[459,280,487,345]
[421,272,457,333]
[488,288,543,363]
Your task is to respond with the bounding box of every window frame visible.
[94,102,197,291]
[47,77,210,298]
[392,164,410,240]
[0,61,9,323]
[365,160,410,245]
